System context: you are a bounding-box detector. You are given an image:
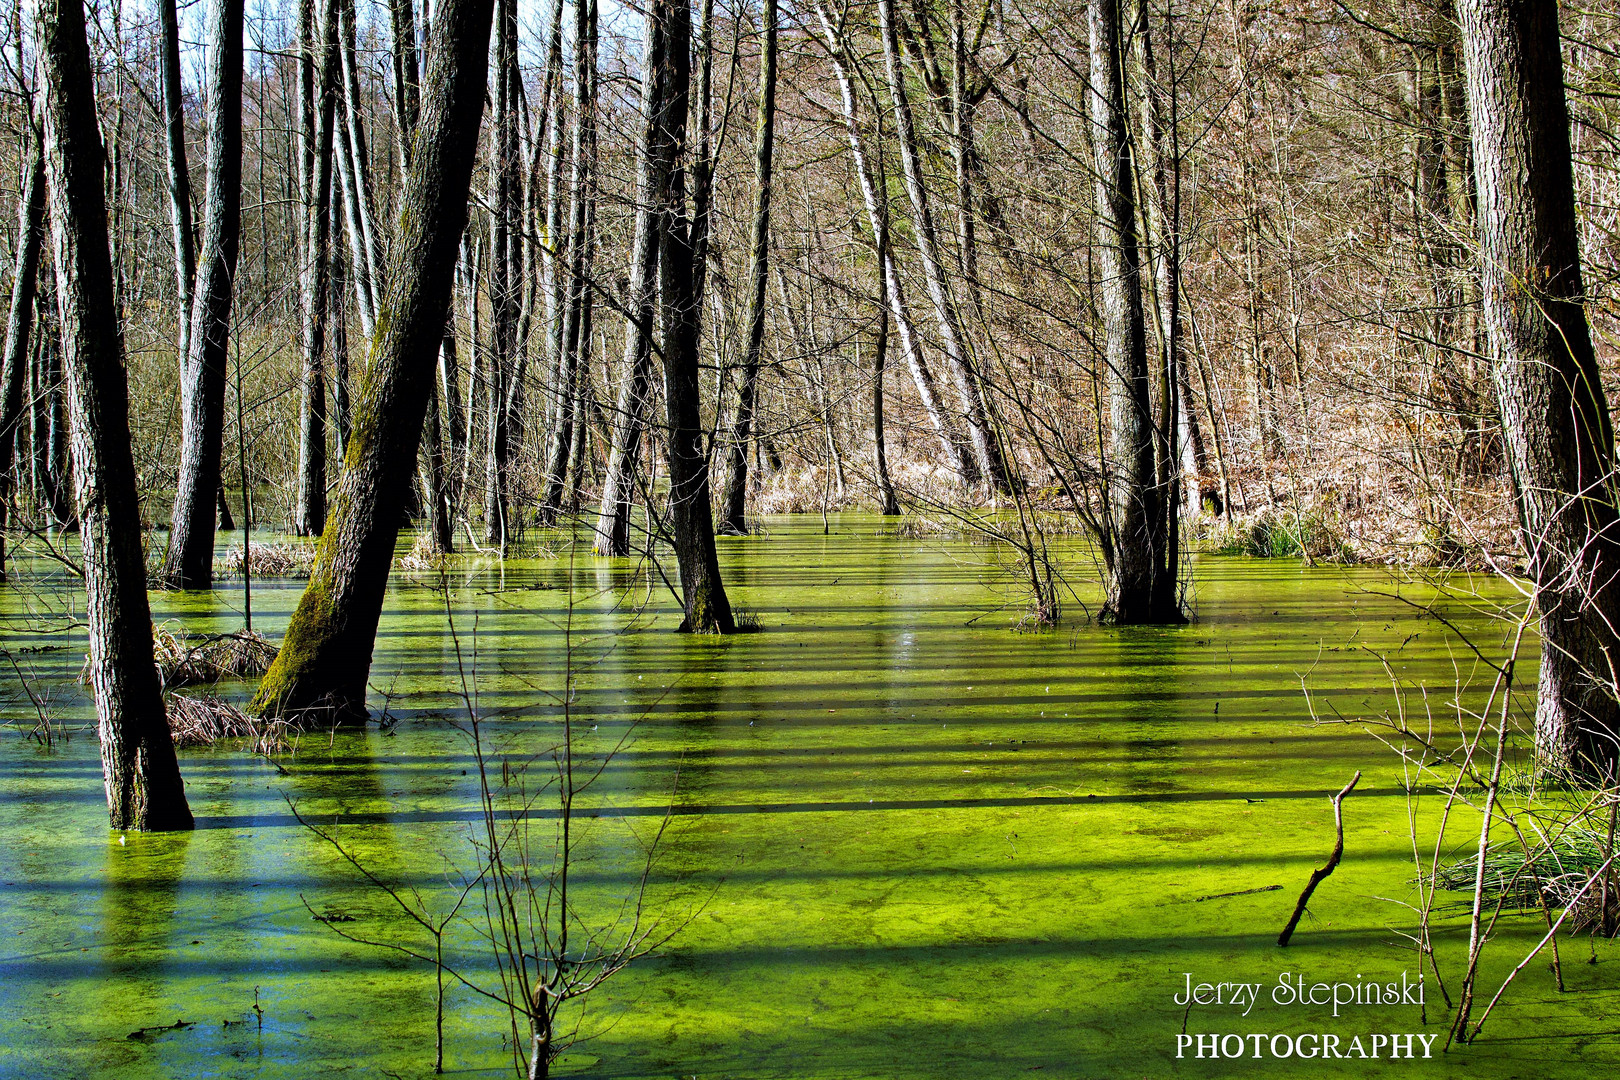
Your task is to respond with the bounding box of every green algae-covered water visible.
[2,515,1614,1078]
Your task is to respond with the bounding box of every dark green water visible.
[1,516,1613,1078]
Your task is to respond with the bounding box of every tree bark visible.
[0,143,46,582]
[295,0,340,537]
[1091,0,1176,623]
[593,0,671,556]
[657,0,733,633]
[37,0,192,829]
[813,3,973,486]
[1459,0,1620,779]
[162,0,245,589]
[483,0,523,544]
[159,0,196,367]
[877,0,1011,494]
[716,0,777,535]
[251,0,495,720]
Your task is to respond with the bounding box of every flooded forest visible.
[3,0,1620,1076]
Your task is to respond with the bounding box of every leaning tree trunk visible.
[1090,0,1175,624]
[161,0,244,589]
[0,143,46,582]
[814,3,973,485]
[37,0,192,830]
[295,0,339,537]
[250,0,495,721]
[716,0,777,535]
[876,0,1011,494]
[1459,0,1620,780]
[657,0,733,633]
[594,0,671,557]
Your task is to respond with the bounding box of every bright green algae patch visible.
[1,516,1615,1078]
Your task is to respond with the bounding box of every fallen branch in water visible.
[1278,770,1362,946]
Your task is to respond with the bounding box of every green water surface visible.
[0,515,1613,1078]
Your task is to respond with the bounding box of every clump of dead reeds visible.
[84,624,278,688]
[215,543,317,578]
[166,693,261,747]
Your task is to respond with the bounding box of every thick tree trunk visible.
[295,0,340,538]
[876,0,1012,494]
[716,0,777,535]
[251,0,494,720]
[38,0,192,830]
[1091,0,1176,624]
[657,0,733,633]
[0,144,46,582]
[1459,0,1620,779]
[162,0,245,589]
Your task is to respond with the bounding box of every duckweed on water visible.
[1,515,1616,1078]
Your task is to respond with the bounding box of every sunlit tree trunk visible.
[1459,0,1620,780]
[0,144,45,582]
[876,0,1011,494]
[295,0,340,537]
[716,0,776,535]
[1091,0,1176,624]
[594,0,670,556]
[813,3,972,486]
[539,0,599,527]
[38,0,193,830]
[484,0,522,544]
[657,0,733,633]
[162,0,245,589]
[252,0,495,720]
[158,0,195,367]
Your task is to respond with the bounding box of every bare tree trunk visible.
[656,0,733,633]
[295,0,340,537]
[483,0,523,544]
[876,0,1011,494]
[872,255,899,516]
[0,142,45,582]
[716,0,776,535]
[162,0,245,589]
[159,0,195,367]
[334,0,381,335]
[1091,0,1176,624]
[1459,0,1620,780]
[813,3,972,486]
[37,0,192,829]
[594,0,670,556]
[539,0,598,526]
[251,0,494,720]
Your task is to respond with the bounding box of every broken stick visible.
[1277,770,1361,946]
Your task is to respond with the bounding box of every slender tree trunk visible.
[876,0,1011,494]
[0,143,45,582]
[162,0,245,589]
[295,0,340,537]
[872,259,899,516]
[484,0,522,544]
[37,0,192,830]
[334,0,381,335]
[813,4,972,486]
[1459,0,1620,780]
[539,0,598,526]
[656,0,733,633]
[716,0,777,535]
[594,0,670,556]
[251,0,494,720]
[159,0,195,368]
